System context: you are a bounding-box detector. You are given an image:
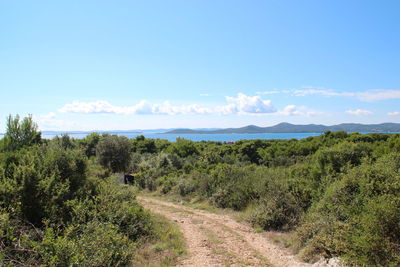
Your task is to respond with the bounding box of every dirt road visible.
[138,196,314,267]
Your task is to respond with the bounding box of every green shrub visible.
[176,175,197,196]
[205,164,257,210]
[246,168,303,230]
[50,222,134,266]
[0,143,152,266]
[314,141,372,176]
[166,138,199,158]
[96,135,131,173]
[70,178,152,241]
[0,212,43,265]
[296,153,400,265]
[156,174,177,194]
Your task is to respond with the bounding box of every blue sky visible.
[1,0,400,131]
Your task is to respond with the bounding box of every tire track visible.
[138,197,313,267]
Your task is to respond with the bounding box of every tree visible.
[96,135,131,173]
[131,135,157,154]
[54,134,76,150]
[80,132,101,157]
[3,114,41,151]
[166,138,198,158]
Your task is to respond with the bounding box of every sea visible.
[2,131,398,142]
[0,132,325,142]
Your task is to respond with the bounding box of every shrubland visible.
[126,132,400,266]
[0,116,182,266]
[2,114,399,266]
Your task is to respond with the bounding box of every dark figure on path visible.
[124,174,135,185]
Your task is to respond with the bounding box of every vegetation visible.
[2,114,400,266]
[96,135,132,173]
[164,122,400,134]
[2,114,41,151]
[0,115,182,266]
[127,130,400,266]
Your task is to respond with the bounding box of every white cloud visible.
[59,94,278,116]
[58,94,326,118]
[356,89,400,102]
[59,100,119,114]
[256,90,284,95]
[33,113,77,130]
[181,104,213,115]
[59,100,213,116]
[152,101,213,115]
[131,100,153,114]
[279,105,305,116]
[224,93,276,114]
[388,111,400,116]
[215,104,238,115]
[292,87,400,102]
[223,86,400,103]
[277,105,319,116]
[345,109,373,115]
[292,89,353,97]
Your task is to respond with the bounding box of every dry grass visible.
[132,213,186,266]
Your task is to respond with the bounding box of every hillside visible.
[164,122,400,134]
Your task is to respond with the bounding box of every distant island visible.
[163,122,400,134]
[2,123,399,137]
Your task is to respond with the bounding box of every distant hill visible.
[4,123,398,137]
[163,122,400,134]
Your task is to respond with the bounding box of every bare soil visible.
[138,196,314,267]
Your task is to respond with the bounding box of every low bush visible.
[0,125,153,266]
[295,153,400,265]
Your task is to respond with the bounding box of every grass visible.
[132,213,186,266]
[138,190,244,222]
[200,226,271,267]
[270,234,293,249]
[140,191,273,267]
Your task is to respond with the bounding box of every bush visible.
[166,138,199,158]
[37,222,134,266]
[2,114,41,151]
[295,153,400,265]
[248,194,301,231]
[156,175,177,194]
[96,135,131,173]
[204,164,257,210]
[314,141,372,176]
[176,175,197,196]
[70,178,152,241]
[246,167,303,230]
[0,136,152,266]
[0,176,153,266]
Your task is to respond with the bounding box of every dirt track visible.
[138,197,314,267]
